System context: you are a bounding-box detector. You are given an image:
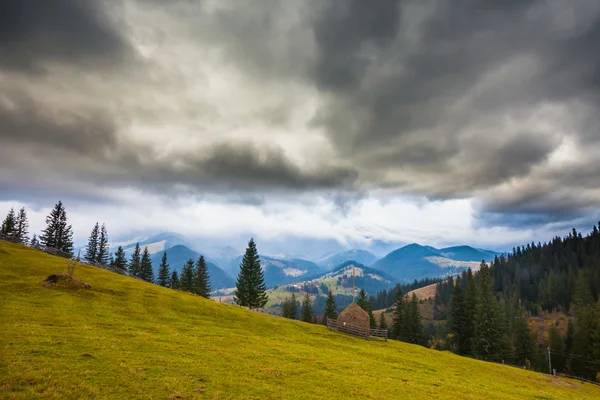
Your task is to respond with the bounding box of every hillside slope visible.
[1,241,598,400]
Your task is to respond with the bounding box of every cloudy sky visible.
[1,0,599,252]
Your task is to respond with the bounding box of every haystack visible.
[337,302,370,329]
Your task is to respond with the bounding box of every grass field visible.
[1,240,599,399]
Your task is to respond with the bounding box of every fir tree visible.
[391,288,404,340]
[474,262,509,361]
[97,224,109,264]
[194,255,211,298]
[301,292,313,323]
[1,208,16,239]
[139,246,154,283]
[171,270,180,290]
[513,307,537,368]
[312,315,318,324]
[323,290,337,325]
[463,268,477,356]
[157,251,171,287]
[113,246,127,270]
[449,284,468,355]
[15,207,29,244]
[281,297,293,318]
[547,324,565,372]
[234,238,268,309]
[379,312,388,330]
[128,243,141,276]
[356,288,369,309]
[40,201,73,255]
[400,293,424,344]
[85,223,99,263]
[180,258,195,292]
[289,293,298,320]
[30,233,39,247]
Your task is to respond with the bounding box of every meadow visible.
[1,240,598,399]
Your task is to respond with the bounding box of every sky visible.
[1,0,600,252]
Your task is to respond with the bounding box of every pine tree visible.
[449,284,468,355]
[463,268,477,356]
[157,251,171,287]
[473,263,509,361]
[1,208,16,239]
[301,292,313,322]
[513,307,536,368]
[113,246,127,270]
[400,294,424,344]
[128,243,141,276]
[391,288,404,340]
[356,288,369,309]
[85,223,99,263]
[180,258,195,292]
[290,293,298,320]
[234,238,268,309]
[40,201,73,255]
[30,233,39,247]
[14,207,29,244]
[139,246,154,283]
[379,312,388,329]
[547,324,565,372]
[97,224,109,264]
[171,270,180,290]
[281,298,292,318]
[312,315,318,324]
[194,255,211,298]
[323,290,337,325]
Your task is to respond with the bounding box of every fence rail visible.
[326,317,388,341]
[557,373,600,386]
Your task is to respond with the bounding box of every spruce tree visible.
[513,307,537,368]
[473,263,508,361]
[113,246,127,270]
[194,255,211,298]
[171,270,180,290]
[30,233,39,248]
[289,293,298,320]
[449,284,468,355]
[356,288,369,309]
[281,298,292,318]
[1,208,16,239]
[379,312,388,329]
[157,251,171,287]
[463,268,478,356]
[323,290,337,324]
[391,288,404,340]
[312,315,318,324]
[139,246,154,283]
[128,243,141,276]
[547,324,565,372]
[97,224,109,264]
[301,292,313,322]
[400,294,424,344]
[234,238,268,309]
[180,258,195,291]
[85,223,99,263]
[40,201,73,255]
[15,207,29,244]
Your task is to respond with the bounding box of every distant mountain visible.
[371,243,485,282]
[117,232,198,255]
[150,245,234,289]
[261,256,323,288]
[316,249,378,270]
[438,245,495,262]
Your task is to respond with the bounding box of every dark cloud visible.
[0,0,131,74]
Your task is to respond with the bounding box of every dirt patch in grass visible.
[40,274,92,290]
[0,248,9,255]
[548,377,576,388]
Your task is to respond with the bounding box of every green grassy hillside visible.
[1,241,598,399]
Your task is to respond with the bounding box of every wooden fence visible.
[326,317,388,341]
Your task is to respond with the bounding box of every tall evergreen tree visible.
[1,208,16,239]
[40,201,73,255]
[157,252,171,287]
[234,238,268,309]
[400,293,424,344]
[379,312,388,330]
[128,243,141,276]
[474,262,509,362]
[281,297,293,319]
[289,293,298,320]
[14,207,29,244]
[513,307,537,368]
[301,292,314,323]
[139,246,154,283]
[171,270,180,290]
[449,284,468,355]
[391,288,404,340]
[180,258,195,292]
[323,290,338,325]
[85,223,99,263]
[194,255,211,298]
[463,268,478,356]
[113,246,127,270]
[547,324,565,372]
[97,224,109,264]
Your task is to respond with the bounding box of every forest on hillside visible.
[431,225,600,379]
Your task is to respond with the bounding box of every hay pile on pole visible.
[337,302,370,330]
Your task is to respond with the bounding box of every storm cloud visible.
[1,0,600,237]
